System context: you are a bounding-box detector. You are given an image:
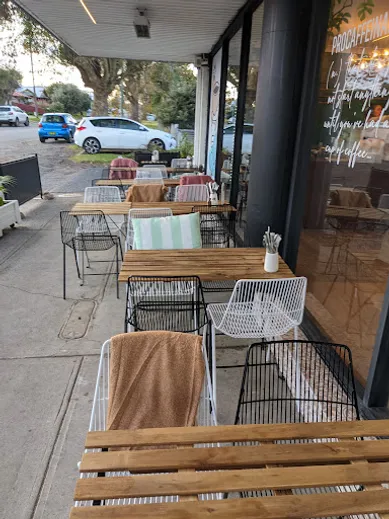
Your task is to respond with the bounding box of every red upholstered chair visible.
[180,175,213,186]
[109,158,139,179]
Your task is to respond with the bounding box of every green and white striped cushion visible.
[132,212,202,249]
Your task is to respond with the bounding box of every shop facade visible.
[205,0,389,412]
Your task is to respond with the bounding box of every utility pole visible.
[30,47,39,117]
[120,80,124,117]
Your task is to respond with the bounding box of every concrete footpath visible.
[0,194,248,518]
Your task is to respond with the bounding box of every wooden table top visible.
[70,419,389,519]
[96,179,181,187]
[119,247,292,282]
[327,205,389,222]
[71,202,235,216]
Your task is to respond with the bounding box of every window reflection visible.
[296,1,389,385]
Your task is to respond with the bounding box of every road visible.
[0,123,100,193]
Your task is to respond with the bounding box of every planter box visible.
[0,200,22,237]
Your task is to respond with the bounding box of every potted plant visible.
[0,175,22,237]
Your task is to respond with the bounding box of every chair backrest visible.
[84,186,121,202]
[126,207,173,250]
[378,194,389,209]
[132,212,202,250]
[235,340,359,425]
[133,177,164,185]
[136,168,164,179]
[126,275,207,333]
[60,210,114,250]
[216,277,307,338]
[171,158,188,169]
[180,175,213,186]
[143,164,168,178]
[192,205,235,248]
[326,207,359,231]
[175,184,209,202]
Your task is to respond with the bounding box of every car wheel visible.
[24,117,29,126]
[39,137,46,143]
[83,137,101,154]
[148,138,165,150]
[14,118,19,127]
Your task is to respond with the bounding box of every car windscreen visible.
[43,115,65,123]
[0,107,10,112]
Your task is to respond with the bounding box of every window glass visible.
[91,119,117,128]
[118,119,141,130]
[222,29,242,169]
[43,115,65,123]
[296,1,389,385]
[235,4,264,241]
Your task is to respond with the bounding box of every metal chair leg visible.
[72,244,81,279]
[63,244,66,299]
[80,249,85,286]
[116,242,119,299]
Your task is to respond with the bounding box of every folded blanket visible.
[126,184,167,202]
[330,189,372,208]
[107,331,204,430]
[180,175,213,185]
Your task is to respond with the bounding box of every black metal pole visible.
[230,13,252,209]
[245,0,311,246]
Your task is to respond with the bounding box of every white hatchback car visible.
[0,106,29,127]
[74,117,176,154]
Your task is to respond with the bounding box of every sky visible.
[0,26,87,90]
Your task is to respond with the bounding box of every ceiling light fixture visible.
[134,8,150,38]
[79,0,97,24]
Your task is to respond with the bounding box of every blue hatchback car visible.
[38,113,77,143]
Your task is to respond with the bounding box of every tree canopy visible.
[47,82,91,114]
[0,67,22,104]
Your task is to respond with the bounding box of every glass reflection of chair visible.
[378,194,389,209]
[353,185,382,207]
[324,207,359,276]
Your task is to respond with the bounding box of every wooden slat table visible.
[119,247,292,282]
[106,167,196,173]
[71,202,235,216]
[96,179,181,187]
[70,420,389,518]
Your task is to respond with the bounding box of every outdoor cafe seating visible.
[64,181,388,519]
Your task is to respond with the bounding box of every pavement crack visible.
[0,282,75,301]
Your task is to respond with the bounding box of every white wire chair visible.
[75,336,220,509]
[207,277,307,406]
[84,186,125,237]
[84,186,121,202]
[171,158,188,169]
[175,184,209,202]
[378,194,389,209]
[142,165,168,178]
[133,177,164,185]
[136,168,164,179]
[125,207,173,251]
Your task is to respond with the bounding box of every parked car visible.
[38,113,77,143]
[74,117,176,154]
[146,113,156,121]
[222,123,254,154]
[0,106,29,127]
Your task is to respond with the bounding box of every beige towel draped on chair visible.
[126,184,167,202]
[107,331,204,430]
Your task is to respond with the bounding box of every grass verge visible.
[68,145,134,164]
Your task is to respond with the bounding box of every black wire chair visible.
[60,211,123,300]
[235,341,361,500]
[192,205,236,293]
[125,275,208,334]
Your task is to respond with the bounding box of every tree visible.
[47,82,91,114]
[0,67,22,104]
[0,7,124,115]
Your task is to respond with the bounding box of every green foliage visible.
[0,175,16,205]
[154,67,196,129]
[178,133,194,158]
[47,83,91,114]
[328,0,375,34]
[0,67,22,104]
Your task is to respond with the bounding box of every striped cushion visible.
[132,213,202,249]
